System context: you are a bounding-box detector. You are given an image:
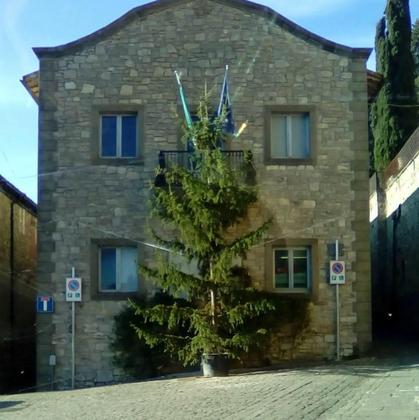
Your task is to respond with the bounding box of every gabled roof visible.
[32,0,371,59]
[21,71,39,104]
[0,175,37,216]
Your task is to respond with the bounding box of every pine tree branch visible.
[225,299,277,327]
[141,262,211,299]
[212,220,272,281]
[150,230,187,255]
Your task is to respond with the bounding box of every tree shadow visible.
[0,401,24,410]
[234,355,419,379]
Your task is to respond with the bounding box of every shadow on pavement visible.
[0,401,24,410]
[233,337,419,379]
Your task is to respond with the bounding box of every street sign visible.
[330,260,346,284]
[37,295,54,313]
[66,277,82,302]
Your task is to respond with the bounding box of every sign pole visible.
[335,240,341,361]
[71,266,76,389]
[66,268,81,389]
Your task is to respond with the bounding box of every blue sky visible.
[1,0,418,202]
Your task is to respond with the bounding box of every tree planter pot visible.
[201,353,230,377]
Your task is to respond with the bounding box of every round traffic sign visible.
[331,262,344,275]
[68,279,80,292]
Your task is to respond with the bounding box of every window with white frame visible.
[99,247,138,292]
[270,113,310,159]
[100,114,137,158]
[273,247,311,290]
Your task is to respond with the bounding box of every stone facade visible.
[0,176,37,393]
[31,0,371,388]
[370,127,419,336]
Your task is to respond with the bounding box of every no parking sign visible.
[330,260,346,285]
[66,277,82,302]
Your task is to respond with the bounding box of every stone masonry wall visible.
[36,0,371,388]
[0,191,37,393]
[370,128,419,335]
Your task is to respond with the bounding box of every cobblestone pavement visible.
[1,357,419,419]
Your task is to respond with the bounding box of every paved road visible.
[1,357,419,419]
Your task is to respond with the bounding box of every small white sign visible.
[330,261,346,285]
[66,277,82,302]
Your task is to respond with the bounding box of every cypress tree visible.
[371,0,418,171]
[131,93,277,367]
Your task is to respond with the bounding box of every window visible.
[265,106,315,164]
[273,247,311,291]
[99,247,138,292]
[100,114,137,158]
[271,113,310,159]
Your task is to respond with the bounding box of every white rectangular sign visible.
[66,277,82,302]
[330,261,346,285]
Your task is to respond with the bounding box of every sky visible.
[0,0,418,203]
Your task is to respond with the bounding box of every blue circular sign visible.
[332,262,344,275]
[68,279,80,291]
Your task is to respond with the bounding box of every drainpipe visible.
[9,202,15,388]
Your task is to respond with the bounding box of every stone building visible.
[23,0,372,388]
[370,127,419,337]
[0,175,37,393]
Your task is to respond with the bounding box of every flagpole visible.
[217,65,229,117]
[235,120,248,138]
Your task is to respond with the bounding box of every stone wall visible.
[370,128,419,336]
[0,185,37,393]
[35,0,371,388]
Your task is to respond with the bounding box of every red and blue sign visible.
[330,260,346,285]
[331,262,344,275]
[37,295,54,313]
[66,277,82,302]
[68,279,80,292]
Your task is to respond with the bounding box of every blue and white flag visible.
[217,65,235,135]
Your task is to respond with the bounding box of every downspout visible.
[10,202,15,328]
[9,202,15,387]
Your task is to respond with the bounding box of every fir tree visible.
[131,93,276,366]
[371,0,418,171]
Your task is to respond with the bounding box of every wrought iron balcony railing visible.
[155,150,255,186]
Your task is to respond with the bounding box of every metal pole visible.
[71,267,75,389]
[335,240,341,361]
[209,264,215,326]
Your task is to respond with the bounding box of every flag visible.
[175,71,193,129]
[217,65,235,135]
[175,71,195,150]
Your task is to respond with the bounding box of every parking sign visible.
[66,277,82,302]
[330,261,346,284]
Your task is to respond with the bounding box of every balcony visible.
[155,150,255,186]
